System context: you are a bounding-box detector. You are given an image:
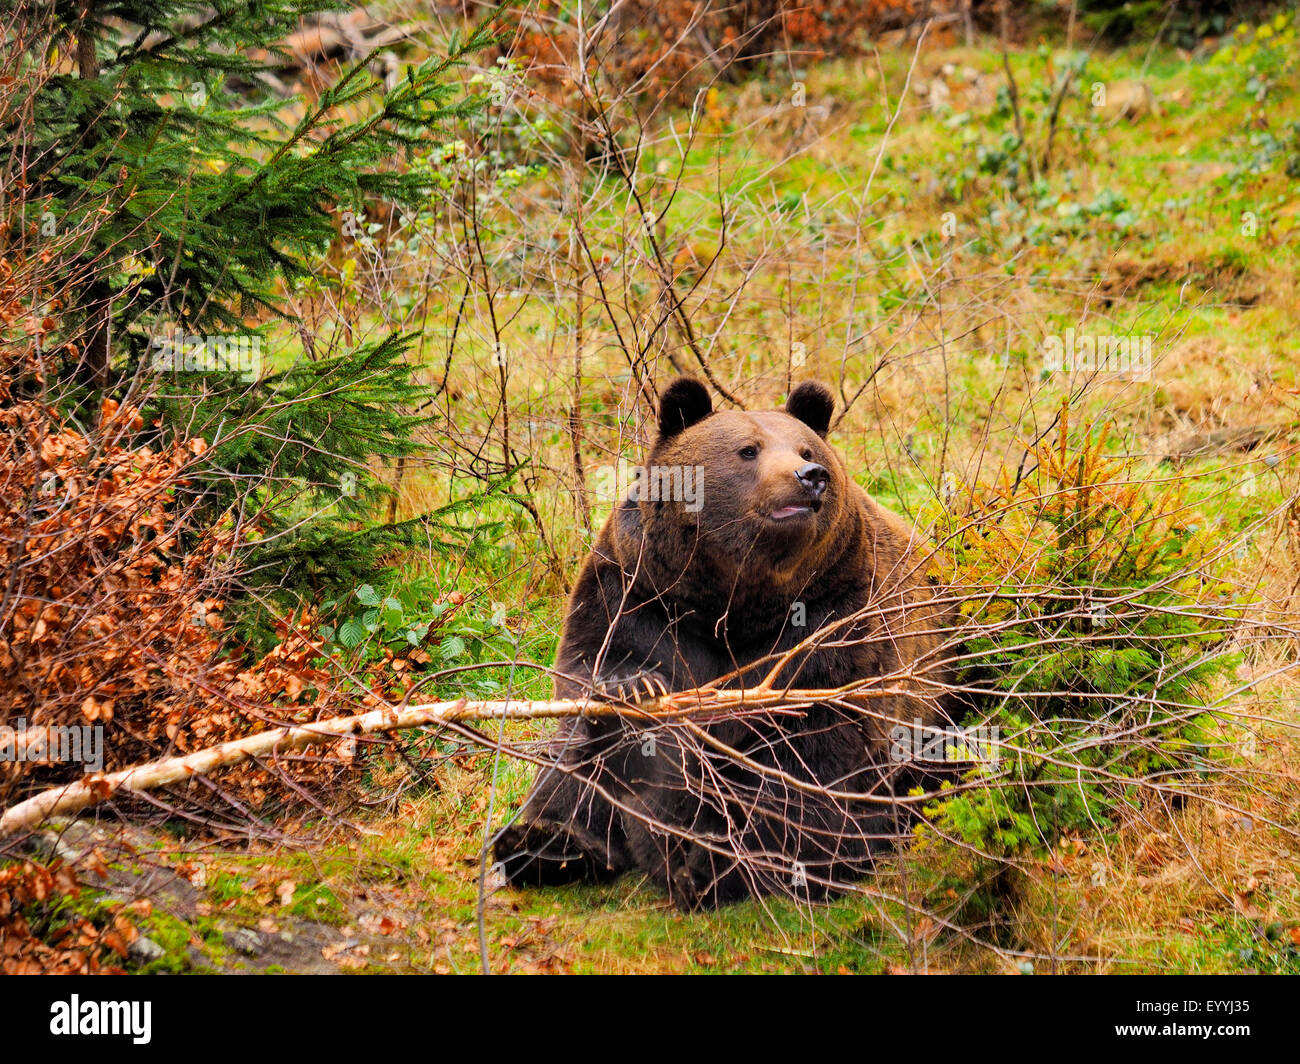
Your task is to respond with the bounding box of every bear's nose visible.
[794,462,829,498]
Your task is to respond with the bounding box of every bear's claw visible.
[593,669,671,704]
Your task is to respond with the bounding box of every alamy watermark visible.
[588,461,704,512]
[1,719,105,772]
[50,996,150,1044]
[889,718,1001,765]
[150,328,262,382]
[1042,329,1152,381]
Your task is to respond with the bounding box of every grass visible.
[113,677,1299,973]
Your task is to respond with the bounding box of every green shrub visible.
[924,409,1245,855]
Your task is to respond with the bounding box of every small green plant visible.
[925,410,1245,855]
[316,578,523,697]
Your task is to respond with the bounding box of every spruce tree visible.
[10,1,499,624]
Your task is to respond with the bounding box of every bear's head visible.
[635,377,849,577]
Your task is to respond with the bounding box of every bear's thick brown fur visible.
[493,378,954,908]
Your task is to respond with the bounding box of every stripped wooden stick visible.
[0,686,864,838]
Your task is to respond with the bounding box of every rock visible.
[129,935,166,964]
[28,818,102,865]
[225,928,263,957]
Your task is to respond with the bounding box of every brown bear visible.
[493,377,954,908]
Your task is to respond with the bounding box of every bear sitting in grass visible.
[494,378,954,908]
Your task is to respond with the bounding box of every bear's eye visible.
[738,445,759,460]
[800,448,813,461]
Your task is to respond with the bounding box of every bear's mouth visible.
[768,502,819,521]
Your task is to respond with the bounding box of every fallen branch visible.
[0,686,867,839]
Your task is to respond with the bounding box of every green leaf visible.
[338,619,367,648]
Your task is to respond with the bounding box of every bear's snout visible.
[794,462,829,499]
[767,461,831,523]
[790,463,832,499]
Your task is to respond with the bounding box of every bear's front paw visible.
[493,818,624,887]
[592,669,671,703]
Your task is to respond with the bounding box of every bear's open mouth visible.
[769,504,815,521]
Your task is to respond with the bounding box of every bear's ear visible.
[785,381,834,438]
[657,377,713,438]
